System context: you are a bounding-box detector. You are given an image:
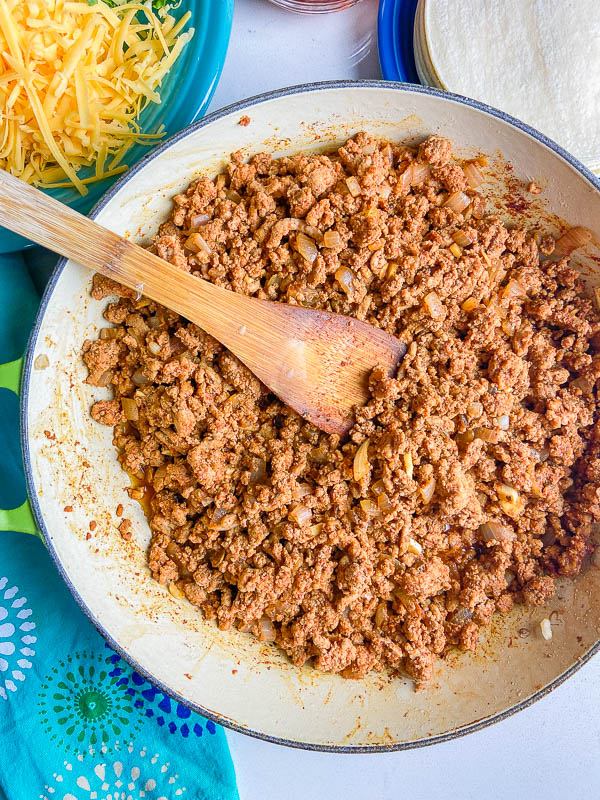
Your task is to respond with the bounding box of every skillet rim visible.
[21,78,600,752]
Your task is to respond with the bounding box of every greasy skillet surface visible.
[21,81,600,751]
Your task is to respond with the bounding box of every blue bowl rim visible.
[0,0,234,254]
[21,79,600,753]
[377,0,420,84]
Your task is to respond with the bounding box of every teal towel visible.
[0,249,239,800]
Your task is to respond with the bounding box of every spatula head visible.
[231,301,407,437]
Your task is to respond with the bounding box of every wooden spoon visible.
[0,171,405,436]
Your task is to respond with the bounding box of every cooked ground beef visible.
[82,133,600,687]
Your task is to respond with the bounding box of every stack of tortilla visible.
[413,0,600,173]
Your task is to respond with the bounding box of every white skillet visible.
[20,82,600,750]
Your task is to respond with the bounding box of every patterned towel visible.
[0,249,238,800]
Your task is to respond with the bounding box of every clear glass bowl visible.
[267,0,362,13]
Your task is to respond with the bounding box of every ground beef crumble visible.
[82,133,600,687]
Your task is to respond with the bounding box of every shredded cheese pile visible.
[0,0,194,194]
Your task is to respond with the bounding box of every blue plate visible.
[377,0,420,83]
[1,0,233,253]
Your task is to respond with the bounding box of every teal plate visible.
[0,0,233,253]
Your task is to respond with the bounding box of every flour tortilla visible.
[414,0,447,90]
[421,0,600,171]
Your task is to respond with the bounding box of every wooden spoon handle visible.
[0,169,252,348]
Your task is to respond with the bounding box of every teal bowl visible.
[0,0,233,253]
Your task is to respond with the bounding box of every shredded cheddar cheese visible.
[0,0,194,194]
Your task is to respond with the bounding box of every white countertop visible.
[209,2,600,797]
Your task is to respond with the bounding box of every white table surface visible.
[209,2,600,797]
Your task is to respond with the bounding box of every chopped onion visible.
[185,232,211,255]
[537,446,550,463]
[95,370,112,387]
[295,482,311,499]
[455,429,475,446]
[148,341,161,356]
[411,163,431,185]
[451,606,473,624]
[399,164,413,192]
[403,452,414,480]
[295,232,318,263]
[257,616,277,642]
[323,230,343,249]
[461,296,478,312]
[393,588,412,607]
[371,479,386,496]
[474,427,500,443]
[419,478,436,503]
[383,144,394,165]
[502,279,526,299]
[310,523,323,536]
[554,226,592,257]
[497,483,519,504]
[345,176,362,197]
[132,370,150,386]
[299,222,324,244]
[496,483,525,517]
[353,438,371,481]
[407,537,422,555]
[168,582,186,600]
[148,315,161,329]
[289,504,311,525]
[190,213,209,227]
[479,521,515,543]
[378,183,392,200]
[449,243,462,258]
[126,327,144,348]
[495,415,510,431]
[378,492,394,514]
[464,162,485,188]
[209,511,238,531]
[34,353,49,370]
[375,601,387,628]
[452,230,472,247]
[100,327,120,339]
[260,422,276,441]
[299,287,319,308]
[423,291,445,319]
[311,446,329,464]
[335,266,356,300]
[540,618,552,641]
[444,191,471,213]
[121,397,138,421]
[266,274,282,292]
[225,189,242,204]
[360,498,381,517]
[249,458,267,484]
